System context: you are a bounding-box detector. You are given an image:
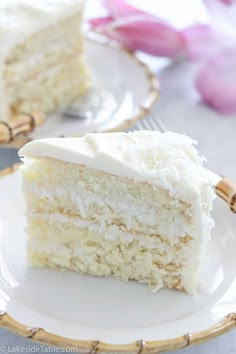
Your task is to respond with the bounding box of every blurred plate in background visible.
[33,36,159,139]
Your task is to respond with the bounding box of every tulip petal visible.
[98,16,185,57]
[181,24,225,61]
[218,0,234,5]
[195,49,236,115]
[101,0,145,17]
[89,16,114,30]
[91,0,185,57]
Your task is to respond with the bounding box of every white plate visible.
[32,36,159,139]
[0,167,236,353]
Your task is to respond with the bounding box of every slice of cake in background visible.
[19,131,215,294]
[0,0,90,121]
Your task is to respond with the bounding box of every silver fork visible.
[134,115,167,133]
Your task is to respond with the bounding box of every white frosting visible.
[19,131,209,202]
[0,0,84,52]
[0,0,84,120]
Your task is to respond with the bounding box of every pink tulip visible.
[90,15,185,57]
[90,0,185,57]
[181,24,225,61]
[195,49,236,115]
[89,16,114,30]
[101,0,146,17]
[218,0,234,4]
[90,0,236,116]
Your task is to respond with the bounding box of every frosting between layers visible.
[25,184,194,240]
[19,131,208,201]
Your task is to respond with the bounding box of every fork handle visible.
[216,177,236,213]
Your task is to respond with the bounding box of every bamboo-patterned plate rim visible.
[0,164,236,353]
[88,35,160,133]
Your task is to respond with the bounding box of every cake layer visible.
[27,219,194,292]
[0,0,87,120]
[27,213,193,256]
[19,132,214,207]
[26,190,192,241]
[9,56,90,114]
[4,14,84,88]
[21,157,213,242]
